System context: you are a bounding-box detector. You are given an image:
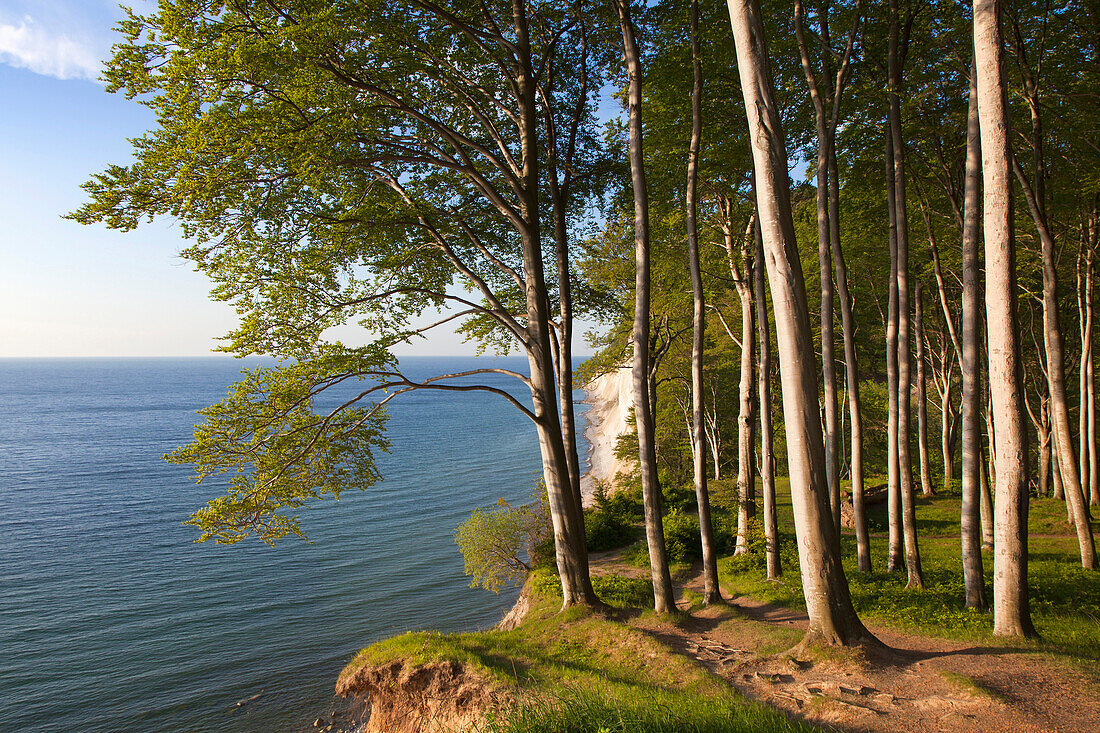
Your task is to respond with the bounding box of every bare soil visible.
[335,659,503,733]
[617,563,1100,733]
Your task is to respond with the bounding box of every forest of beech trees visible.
[74,0,1097,650]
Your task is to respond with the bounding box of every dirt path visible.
[604,563,1100,732]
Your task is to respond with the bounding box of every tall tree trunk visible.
[794,0,859,540]
[916,283,934,497]
[736,286,758,556]
[756,221,782,579]
[833,152,870,571]
[1012,159,1097,568]
[888,0,923,589]
[1089,253,1098,507]
[1029,392,1052,498]
[961,98,987,605]
[548,109,583,512]
[728,225,758,556]
[685,0,721,604]
[725,0,874,646]
[512,13,596,608]
[886,133,905,572]
[1053,429,1065,500]
[616,0,675,613]
[1080,248,1092,504]
[974,0,1037,635]
[942,376,956,491]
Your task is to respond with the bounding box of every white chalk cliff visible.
[580,366,635,504]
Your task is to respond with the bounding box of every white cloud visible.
[0,17,100,80]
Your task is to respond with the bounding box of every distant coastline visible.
[579,366,634,505]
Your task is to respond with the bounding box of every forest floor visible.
[586,486,1100,732]
[623,567,1100,732]
[338,488,1099,732]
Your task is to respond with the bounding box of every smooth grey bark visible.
[755,222,782,579]
[616,0,675,613]
[502,5,596,609]
[960,82,988,605]
[833,151,870,572]
[916,283,934,497]
[1079,246,1090,504]
[1079,244,1095,507]
[725,0,874,646]
[1053,427,1065,500]
[974,0,1036,636]
[1037,397,1052,497]
[726,220,758,556]
[793,0,861,539]
[795,0,841,536]
[1088,242,1098,508]
[886,133,904,572]
[685,0,722,604]
[918,195,961,493]
[545,27,589,514]
[1012,158,1097,569]
[887,0,923,589]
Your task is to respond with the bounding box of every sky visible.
[0,2,598,358]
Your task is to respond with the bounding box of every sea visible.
[0,356,590,732]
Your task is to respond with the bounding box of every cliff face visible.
[580,367,635,504]
[336,659,502,733]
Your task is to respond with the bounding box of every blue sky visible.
[0,2,595,358]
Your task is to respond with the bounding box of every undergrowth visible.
[343,576,823,733]
[716,482,1100,664]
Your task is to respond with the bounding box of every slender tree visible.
[959,67,987,607]
[755,220,782,579]
[973,0,1036,636]
[685,0,722,604]
[725,0,875,646]
[887,0,924,589]
[915,282,934,497]
[617,0,676,613]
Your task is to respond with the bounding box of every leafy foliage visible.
[168,348,393,544]
[456,493,552,593]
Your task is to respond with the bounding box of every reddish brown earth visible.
[620,564,1100,733]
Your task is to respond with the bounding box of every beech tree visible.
[616,0,677,613]
[725,0,875,646]
[72,0,606,608]
[973,0,1036,637]
[684,0,723,604]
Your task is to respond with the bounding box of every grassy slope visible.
[341,580,821,732]
[717,478,1100,664]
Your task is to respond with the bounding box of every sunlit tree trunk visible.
[1012,158,1097,569]
[616,0,675,613]
[726,0,874,646]
[974,0,1036,635]
[916,283,934,497]
[685,0,721,604]
[755,221,782,579]
[886,133,904,572]
[888,0,923,589]
[960,75,987,606]
[726,223,758,556]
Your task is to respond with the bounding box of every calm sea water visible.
[0,356,589,732]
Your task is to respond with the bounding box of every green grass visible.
[717,479,1100,666]
[342,580,823,732]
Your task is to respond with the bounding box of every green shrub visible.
[592,575,654,608]
[584,507,636,552]
[455,491,551,593]
[529,568,654,609]
[662,508,700,562]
